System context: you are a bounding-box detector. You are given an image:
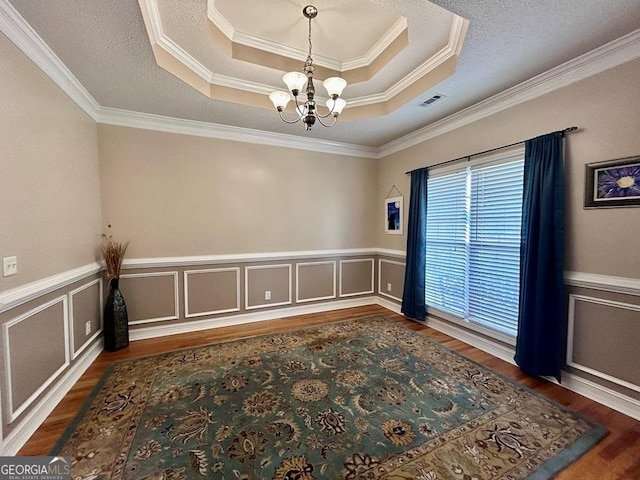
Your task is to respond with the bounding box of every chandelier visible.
[268,5,347,131]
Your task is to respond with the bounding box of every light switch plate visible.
[3,256,17,277]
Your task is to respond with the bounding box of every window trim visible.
[425,144,525,346]
[426,306,517,346]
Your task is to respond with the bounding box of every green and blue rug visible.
[53,316,607,479]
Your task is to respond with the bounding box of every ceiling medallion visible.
[269,5,347,131]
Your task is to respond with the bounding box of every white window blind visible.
[425,171,468,317]
[425,157,524,338]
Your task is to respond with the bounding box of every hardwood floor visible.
[19,305,640,479]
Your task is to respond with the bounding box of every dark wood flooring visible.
[18,305,640,479]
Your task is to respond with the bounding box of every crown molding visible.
[97,107,378,158]
[232,30,343,72]
[349,15,467,108]
[0,0,100,120]
[230,17,408,74]
[342,17,408,71]
[145,0,460,110]
[378,27,640,158]
[206,0,234,39]
[347,43,455,109]
[144,0,212,82]
[206,0,407,72]
[5,0,640,160]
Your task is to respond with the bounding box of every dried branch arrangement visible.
[101,234,129,279]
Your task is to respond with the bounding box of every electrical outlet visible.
[3,256,17,277]
[265,290,271,300]
[85,321,92,336]
[387,282,392,291]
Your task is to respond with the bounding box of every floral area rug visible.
[52,316,607,479]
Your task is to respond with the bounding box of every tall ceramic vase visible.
[103,278,129,351]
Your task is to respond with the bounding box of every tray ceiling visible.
[4,0,640,149]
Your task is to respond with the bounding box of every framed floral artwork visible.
[584,156,640,208]
[385,196,403,234]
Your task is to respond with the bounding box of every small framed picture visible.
[584,156,640,208]
[385,196,403,234]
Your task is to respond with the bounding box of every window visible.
[425,151,524,338]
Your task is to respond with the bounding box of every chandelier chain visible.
[307,16,313,63]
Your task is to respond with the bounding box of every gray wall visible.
[377,58,640,278]
[0,33,102,289]
[376,58,640,399]
[119,255,379,329]
[0,32,104,445]
[98,125,378,258]
[0,275,103,436]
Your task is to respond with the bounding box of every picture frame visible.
[584,156,640,208]
[385,196,403,234]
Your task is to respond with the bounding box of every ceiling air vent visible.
[418,93,446,107]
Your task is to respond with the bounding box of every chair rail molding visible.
[122,248,382,269]
[0,263,103,313]
[564,271,640,296]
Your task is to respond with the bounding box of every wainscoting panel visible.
[339,258,374,297]
[296,261,336,303]
[0,268,104,454]
[245,264,292,310]
[184,268,240,318]
[378,258,405,302]
[3,257,640,455]
[69,279,103,359]
[567,293,640,393]
[119,272,179,325]
[3,296,69,422]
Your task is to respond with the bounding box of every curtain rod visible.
[405,126,578,175]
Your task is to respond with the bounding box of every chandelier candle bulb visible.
[323,77,347,98]
[269,5,348,131]
[327,97,347,116]
[269,91,291,111]
[283,72,307,95]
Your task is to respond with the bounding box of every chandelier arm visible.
[293,96,308,117]
[314,96,342,119]
[277,110,304,124]
[315,104,337,119]
[315,114,338,128]
[270,6,344,131]
[315,110,336,120]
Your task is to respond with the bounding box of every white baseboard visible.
[1,339,103,456]
[425,314,517,365]
[545,372,640,422]
[376,296,402,313]
[130,297,378,341]
[416,311,640,422]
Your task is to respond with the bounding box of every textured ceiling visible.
[6,0,640,148]
[140,0,462,120]
[208,0,403,62]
